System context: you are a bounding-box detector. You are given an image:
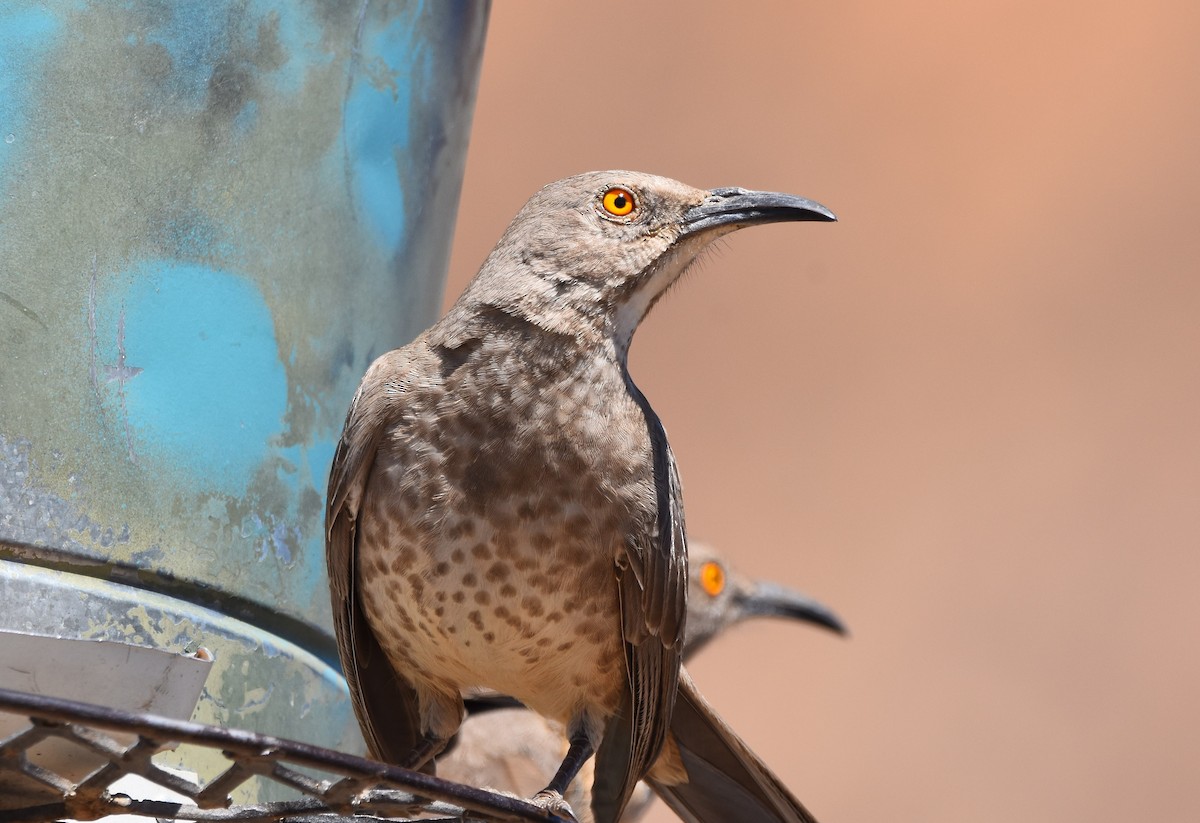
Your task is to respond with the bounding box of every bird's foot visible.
[530,788,579,822]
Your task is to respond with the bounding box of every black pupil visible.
[613,193,627,209]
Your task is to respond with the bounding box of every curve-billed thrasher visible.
[326,171,835,823]
[439,541,846,822]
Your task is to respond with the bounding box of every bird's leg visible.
[546,728,595,794]
[402,690,462,771]
[401,730,447,772]
[530,728,594,820]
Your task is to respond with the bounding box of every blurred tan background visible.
[440,3,1200,822]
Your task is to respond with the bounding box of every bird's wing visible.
[647,668,820,823]
[326,349,424,765]
[593,385,687,823]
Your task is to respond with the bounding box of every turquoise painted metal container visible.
[0,0,489,786]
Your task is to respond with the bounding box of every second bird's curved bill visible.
[734,580,848,636]
[681,188,837,236]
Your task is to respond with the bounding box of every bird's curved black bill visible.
[735,580,848,635]
[681,187,836,236]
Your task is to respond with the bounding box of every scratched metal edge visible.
[0,537,339,667]
[0,558,364,802]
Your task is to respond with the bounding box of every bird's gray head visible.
[684,542,847,659]
[452,170,835,352]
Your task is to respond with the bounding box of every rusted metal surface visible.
[0,687,564,823]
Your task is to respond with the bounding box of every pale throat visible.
[610,230,726,353]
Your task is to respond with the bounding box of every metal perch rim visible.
[0,687,565,823]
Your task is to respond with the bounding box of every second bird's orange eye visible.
[699,561,725,597]
[601,187,636,217]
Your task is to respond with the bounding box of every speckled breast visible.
[356,347,654,722]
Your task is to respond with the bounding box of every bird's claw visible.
[530,788,579,822]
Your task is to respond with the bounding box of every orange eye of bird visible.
[699,561,725,597]
[601,187,636,217]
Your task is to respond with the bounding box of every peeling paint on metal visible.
[0,1,490,798]
[92,260,289,494]
[0,1,489,631]
[0,435,132,556]
[0,5,60,189]
[0,560,361,746]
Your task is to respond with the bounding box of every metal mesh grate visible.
[0,688,565,823]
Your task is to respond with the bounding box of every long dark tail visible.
[646,670,820,823]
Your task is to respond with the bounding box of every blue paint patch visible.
[141,3,331,114]
[271,521,294,563]
[343,15,420,253]
[233,99,259,135]
[246,0,330,97]
[0,6,61,184]
[95,262,287,496]
[264,435,336,576]
[305,440,337,499]
[161,212,232,260]
[239,512,298,565]
[141,3,228,107]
